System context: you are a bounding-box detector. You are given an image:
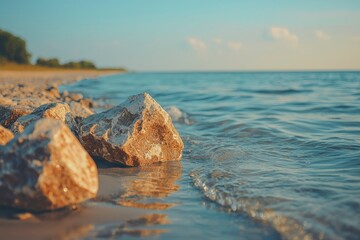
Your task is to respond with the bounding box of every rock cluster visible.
[0,119,98,211]
[0,90,183,211]
[79,93,184,167]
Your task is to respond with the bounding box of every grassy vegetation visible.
[0,28,127,72]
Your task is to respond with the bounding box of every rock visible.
[0,119,98,211]
[80,98,95,108]
[46,86,61,99]
[11,102,76,134]
[0,125,14,145]
[62,90,69,97]
[165,106,193,125]
[69,101,94,119]
[79,93,184,167]
[0,105,33,128]
[69,93,83,102]
[14,212,37,221]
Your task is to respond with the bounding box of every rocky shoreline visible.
[0,70,184,213]
[0,70,110,128]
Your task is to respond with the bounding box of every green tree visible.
[36,57,61,67]
[0,29,31,64]
[63,60,96,69]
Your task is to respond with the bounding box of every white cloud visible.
[227,41,242,51]
[186,37,207,51]
[213,37,222,45]
[270,27,299,46]
[315,30,330,41]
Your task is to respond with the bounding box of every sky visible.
[1,0,360,71]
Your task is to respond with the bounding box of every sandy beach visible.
[0,70,119,108]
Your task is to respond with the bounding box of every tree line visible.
[36,58,96,69]
[0,29,97,69]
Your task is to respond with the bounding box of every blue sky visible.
[1,0,360,71]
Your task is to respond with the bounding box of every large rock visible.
[79,93,184,167]
[0,119,98,211]
[0,125,14,145]
[11,102,76,134]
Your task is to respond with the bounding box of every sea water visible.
[63,71,360,239]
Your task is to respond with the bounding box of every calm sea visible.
[63,71,360,239]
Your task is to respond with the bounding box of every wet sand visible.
[0,70,180,239]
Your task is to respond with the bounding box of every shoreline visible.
[0,69,123,127]
[0,70,171,239]
[0,69,123,87]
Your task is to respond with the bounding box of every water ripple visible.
[64,71,360,240]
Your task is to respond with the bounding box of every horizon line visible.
[129,69,360,74]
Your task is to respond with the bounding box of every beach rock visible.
[46,86,61,99]
[69,93,83,102]
[11,102,76,134]
[0,104,33,128]
[165,106,193,125]
[80,98,95,108]
[0,119,98,211]
[0,125,14,145]
[79,93,184,167]
[62,90,69,97]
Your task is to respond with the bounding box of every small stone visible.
[62,90,69,97]
[46,86,61,99]
[15,212,36,221]
[0,125,14,145]
[79,93,184,167]
[80,98,94,108]
[69,93,83,102]
[0,119,98,211]
[165,106,193,125]
[11,102,76,134]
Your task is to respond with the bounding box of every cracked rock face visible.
[0,125,14,145]
[79,93,184,167]
[0,119,98,211]
[11,102,76,134]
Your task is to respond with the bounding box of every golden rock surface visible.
[0,119,98,211]
[79,93,184,166]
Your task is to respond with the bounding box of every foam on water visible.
[63,71,360,239]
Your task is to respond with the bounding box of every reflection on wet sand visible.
[0,161,182,239]
[56,213,170,239]
[56,224,95,240]
[117,161,182,210]
[118,200,176,210]
[89,160,182,238]
[90,214,169,239]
